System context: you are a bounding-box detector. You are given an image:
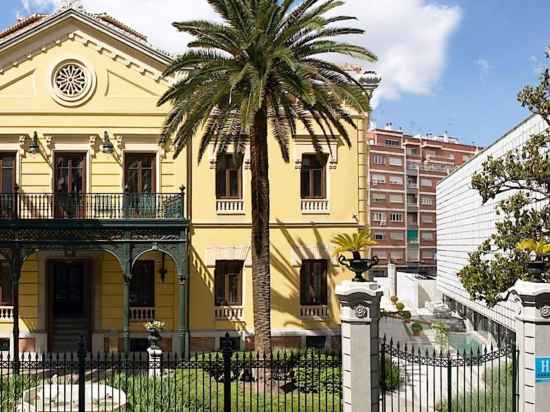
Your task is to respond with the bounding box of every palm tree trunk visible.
[250,106,272,355]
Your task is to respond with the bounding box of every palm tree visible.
[158,0,377,354]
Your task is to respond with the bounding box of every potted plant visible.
[516,239,550,281]
[332,229,379,282]
[144,320,165,350]
[411,321,423,336]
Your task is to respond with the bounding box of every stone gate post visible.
[336,280,383,412]
[507,279,550,412]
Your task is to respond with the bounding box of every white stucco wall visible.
[436,115,548,331]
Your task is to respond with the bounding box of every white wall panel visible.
[436,115,548,331]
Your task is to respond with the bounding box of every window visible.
[407,194,417,204]
[0,264,12,305]
[425,150,436,157]
[300,260,328,306]
[376,251,387,259]
[215,260,243,306]
[0,338,9,352]
[0,154,16,194]
[388,157,403,166]
[384,139,400,147]
[372,155,385,165]
[389,194,403,203]
[374,232,384,241]
[407,177,417,187]
[130,261,155,307]
[422,231,434,241]
[422,214,434,223]
[389,175,403,185]
[390,212,403,222]
[301,154,327,199]
[373,211,385,222]
[448,153,455,160]
[372,193,386,203]
[125,153,155,193]
[216,154,243,199]
[390,232,404,241]
[408,213,418,225]
[372,174,385,185]
[420,178,432,187]
[422,250,436,259]
[390,251,404,259]
[421,197,433,206]
[463,155,472,162]
[407,147,419,156]
[306,336,326,349]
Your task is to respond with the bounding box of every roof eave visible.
[0,8,173,66]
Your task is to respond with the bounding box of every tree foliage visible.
[458,48,550,306]
[158,0,376,353]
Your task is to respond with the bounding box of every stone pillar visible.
[387,263,397,297]
[147,347,162,377]
[336,280,383,412]
[506,279,550,412]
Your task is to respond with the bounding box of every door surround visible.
[46,258,93,351]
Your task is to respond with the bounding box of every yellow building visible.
[0,4,373,355]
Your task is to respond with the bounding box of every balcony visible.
[129,307,155,322]
[216,199,245,215]
[215,306,244,321]
[300,305,329,321]
[0,306,13,321]
[0,192,186,221]
[301,199,330,214]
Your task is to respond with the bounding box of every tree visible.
[458,48,550,306]
[158,0,376,353]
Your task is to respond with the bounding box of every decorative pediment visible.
[105,70,158,98]
[293,136,339,169]
[0,69,36,98]
[205,246,252,267]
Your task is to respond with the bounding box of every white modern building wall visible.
[436,115,548,332]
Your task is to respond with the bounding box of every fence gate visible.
[379,338,518,412]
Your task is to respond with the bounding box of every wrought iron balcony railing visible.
[0,192,186,220]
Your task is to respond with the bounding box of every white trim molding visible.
[205,246,252,267]
[293,135,339,169]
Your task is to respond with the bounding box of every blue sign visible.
[536,357,550,383]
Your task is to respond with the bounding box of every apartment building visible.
[367,125,478,277]
[437,115,548,343]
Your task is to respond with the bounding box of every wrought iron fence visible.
[0,192,185,220]
[379,337,518,412]
[0,335,342,411]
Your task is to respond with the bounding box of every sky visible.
[0,0,548,148]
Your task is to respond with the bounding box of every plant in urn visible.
[144,320,165,350]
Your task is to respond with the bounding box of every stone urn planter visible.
[144,320,165,350]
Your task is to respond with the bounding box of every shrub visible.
[381,358,401,391]
[411,322,423,334]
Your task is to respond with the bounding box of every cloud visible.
[18,0,461,107]
[475,58,493,80]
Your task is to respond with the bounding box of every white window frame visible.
[420,178,432,187]
[389,194,403,203]
[373,212,386,222]
[421,196,433,206]
[389,175,403,185]
[390,232,404,241]
[372,174,386,184]
[390,212,403,222]
[421,214,434,223]
[372,193,386,203]
[388,157,403,166]
[422,231,434,241]
[372,155,385,165]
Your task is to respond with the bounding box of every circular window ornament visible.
[50,59,96,106]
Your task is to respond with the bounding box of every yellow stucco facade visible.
[0,7,368,353]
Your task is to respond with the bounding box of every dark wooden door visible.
[54,153,86,218]
[0,153,16,219]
